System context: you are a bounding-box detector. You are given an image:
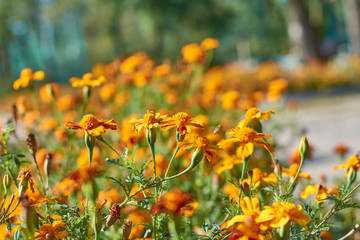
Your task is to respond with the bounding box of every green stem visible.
[29,83,40,114]
[263,138,282,183]
[286,152,306,194]
[31,153,46,195]
[149,144,158,240]
[164,146,180,179]
[97,136,123,160]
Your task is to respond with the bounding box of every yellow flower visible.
[238,107,275,128]
[65,114,117,136]
[333,155,360,175]
[129,110,168,132]
[243,168,278,189]
[200,38,219,51]
[221,91,240,110]
[181,43,205,63]
[34,221,68,239]
[161,112,204,135]
[178,136,220,163]
[267,78,288,102]
[69,73,107,88]
[282,164,312,180]
[301,184,338,203]
[226,197,270,240]
[215,154,242,174]
[258,201,310,231]
[13,68,45,90]
[218,127,273,159]
[17,167,35,194]
[39,83,60,103]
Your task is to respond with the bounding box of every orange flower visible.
[39,83,60,103]
[17,167,35,194]
[129,110,168,132]
[34,221,68,240]
[178,136,220,163]
[151,188,198,216]
[237,107,275,128]
[65,114,117,136]
[282,164,312,180]
[222,91,240,110]
[181,43,205,63]
[200,38,219,51]
[69,73,106,88]
[258,201,310,231]
[13,68,45,90]
[218,127,273,159]
[215,154,242,174]
[334,143,349,155]
[161,112,204,135]
[226,197,270,240]
[301,184,338,203]
[333,155,360,175]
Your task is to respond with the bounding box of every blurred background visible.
[2,0,360,95]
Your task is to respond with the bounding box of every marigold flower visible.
[200,38,219,51]
[151,188,198,216]
[69,73,106,88]
[56,95,77,111]
[258,201,310,231]
[34,221,68,240]
[99,83,118,102]
[215,154,242,174]
[222,91,240,110]
[17,167,35,195]
[301,184,338,203]
[161,112,204,135]
[282,164,312,180]
[181,43,205,63]
[178,136,220,163]
[13,68,45,90]
[267,78,288,102]
[334,143,349,155]
[218,127,273,159]
[333,155,360,174]
[129,110,168,132]
[226,197,270,239]
[65,114,117,136]
[238,107,275,128]
[243,168,278,189]
[39,83,60,103]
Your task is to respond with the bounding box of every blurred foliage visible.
[0,0,348,96]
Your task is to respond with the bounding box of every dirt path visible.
[275,92,360,183]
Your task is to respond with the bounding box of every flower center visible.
[195,137,209,149]
[80,114,100,130]
[236,127,257,143]
[174,112,191,125]
[143,112,158,124]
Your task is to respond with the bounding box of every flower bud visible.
[123,218,132,240]
[299,136,309,159]
[3,174,11,195]
[44,153,52,179]
[240,182,251,196]
[176,132,185,142]
[104,204,121,230]
[189,148,204,171]
[146,128,157,147]
[346,167,357,189]
[247,170,253,179]
[21,197,38,236]
[26,133,37,155]
[85,131,96,165]
[82,179,98,202]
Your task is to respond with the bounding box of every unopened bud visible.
[21,197,38,235]
[104,204,121,230]
[189,148,204,170]
[26,133,38,155]
[240,182,251,196]
[44,153,52,178]
[3,174,11,195]
[12,104,18,123]
[82,179,98,202]
[176,132,185,142]
[123,218,132,240]
[299,136,309,159]
[84,131,96,165]
[146,128,157,147]
[252,119,262,133]
[346,167,357,189]
[247,170,253,178]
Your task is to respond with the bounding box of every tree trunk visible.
[344,0,360,55]
[286,0,319,60]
